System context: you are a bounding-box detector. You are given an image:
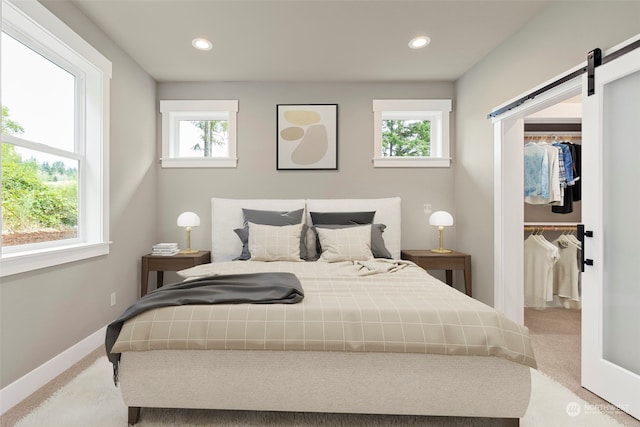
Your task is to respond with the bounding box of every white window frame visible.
[160,100,238,168]
[1,0,112,277]
[372,99,452,167]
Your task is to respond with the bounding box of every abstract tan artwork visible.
[277,104,337,170]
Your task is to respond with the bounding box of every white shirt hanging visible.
[524,233,559,308]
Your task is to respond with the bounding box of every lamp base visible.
[179,249,198,254]
[430,248,452,254]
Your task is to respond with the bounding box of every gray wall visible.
[455,1,640,305]
[156,82,458,284]
[0,1,157,388]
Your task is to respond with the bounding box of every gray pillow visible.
[243,208,304,226]
[233,227,251,260]
[313,223,392,259]
[235,208,307,260]
[310,211,375,226]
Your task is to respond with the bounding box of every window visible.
[372,99,452,167]
[160,100,238,168]
[1,0,112,277]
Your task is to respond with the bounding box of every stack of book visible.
[151,242,179,256]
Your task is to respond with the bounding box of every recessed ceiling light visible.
[408,36,430,49]
[192,38,213,51]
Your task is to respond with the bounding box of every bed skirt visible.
[119,349,531,422]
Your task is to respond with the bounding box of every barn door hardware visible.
[488,38,640,117]
[577,224,594,272]
[587,48,602,96]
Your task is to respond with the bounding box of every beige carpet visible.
[525,307,639,427]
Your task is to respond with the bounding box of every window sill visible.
[0,242,110,277]
[161,158,238,168]
[373,157,451,168]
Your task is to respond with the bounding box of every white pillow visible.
[316,225,373,262]
[248,222,303,262]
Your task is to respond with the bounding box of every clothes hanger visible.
[554,229,581,249]
[533,228,556,250]
[566,230,582,247]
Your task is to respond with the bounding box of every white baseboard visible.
[0,325,107,415]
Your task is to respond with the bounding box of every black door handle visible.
[577,224,594,272]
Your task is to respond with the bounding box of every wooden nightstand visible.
[401,249,472,297]
[141,251,211,297]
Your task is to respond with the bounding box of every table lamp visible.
[177,211,200,254]
[429,210,454,253]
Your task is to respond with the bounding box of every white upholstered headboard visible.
[211,197,402,262]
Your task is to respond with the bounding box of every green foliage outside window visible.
[1,106,24,135]
[190,120,228,156]
[1,107,78,242]
[382,119,431,157]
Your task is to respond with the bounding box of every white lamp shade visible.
[177,211,200,227]
[429,211,454,227]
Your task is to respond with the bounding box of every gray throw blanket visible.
[105,272,304,385]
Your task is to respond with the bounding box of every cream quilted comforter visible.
[112,260,536,368]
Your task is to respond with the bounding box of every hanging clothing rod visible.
[524,132,582,139]
[524,225,577,232]
[487,38,640,118]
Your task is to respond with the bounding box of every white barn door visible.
[580,44,640,419]
[492,34,640,419]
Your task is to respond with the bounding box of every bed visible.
[109,197,536,425]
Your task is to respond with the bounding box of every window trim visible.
[160,100,239,168]
[1,0,112,277]
[372,99,452,168]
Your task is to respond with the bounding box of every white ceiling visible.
[68,0,552,83]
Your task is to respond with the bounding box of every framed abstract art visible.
[276,104,338,170]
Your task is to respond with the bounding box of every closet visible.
[523,98,582,311]
[492,35,640,416]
